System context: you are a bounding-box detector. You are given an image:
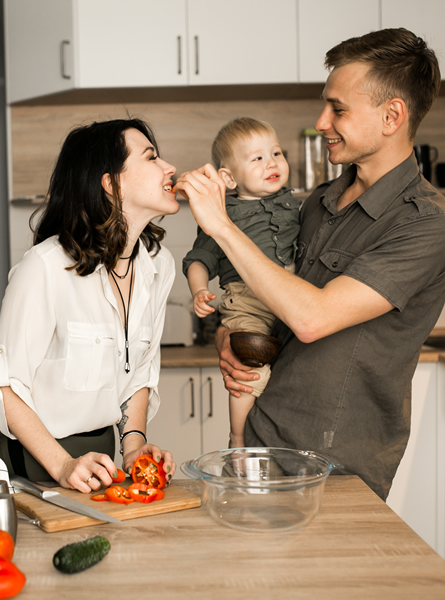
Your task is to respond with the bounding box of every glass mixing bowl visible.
[181,448,342,533]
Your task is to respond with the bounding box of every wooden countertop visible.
[13,477,445,599]
[161,325,445,368]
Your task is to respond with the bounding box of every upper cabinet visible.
[381,0,445,77]
[187,0,297,86]
[297,0,380,83]
[4,0,444,104]
[4,0,298,104]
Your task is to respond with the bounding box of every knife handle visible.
[10,475,43,498]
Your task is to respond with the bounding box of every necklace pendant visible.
[125,362,131,373]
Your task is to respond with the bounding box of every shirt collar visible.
[321,152,420,220]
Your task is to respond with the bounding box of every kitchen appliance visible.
[0,482,17,544]
[303,128,344,191]
[414,144,439,182]
[11,475,122,525]
[161,302,195,347]
[13,481,201,532]
[181,447,342,532]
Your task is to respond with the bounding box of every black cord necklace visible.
[111,256,132,280]
[110,259,134,373]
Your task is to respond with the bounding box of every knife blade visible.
[10,475,122,525]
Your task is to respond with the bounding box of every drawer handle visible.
[189,377,195,418]
[207,376,213,418]
[60,40,71,80]
[177,35,182,75]
[194,35,199,75]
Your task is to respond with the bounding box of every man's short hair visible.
[212,117,276,169]
[325,28,441,140]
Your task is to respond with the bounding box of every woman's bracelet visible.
[119,430,147,455]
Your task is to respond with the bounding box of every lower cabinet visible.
[153,366,230,475]
[387,360,445,559]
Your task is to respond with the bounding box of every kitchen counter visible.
[12,476,445,599]
[161,326,445,368]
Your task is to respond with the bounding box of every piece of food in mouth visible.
[131,454,167,489]
[53,536,111,574]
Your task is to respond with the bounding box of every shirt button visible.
[332,261,338,268]
[309,259,314,265]
[274,235,278,241]
[285,202,290,207]
[95,338,101,344]
[118,351,122,356]
[0,348,3,354]
[328,219,334,225]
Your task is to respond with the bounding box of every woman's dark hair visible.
[31,117,166,276]
[325,28,441,140]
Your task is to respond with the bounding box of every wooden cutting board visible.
[14,481,201,533]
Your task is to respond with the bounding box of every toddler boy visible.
[183,117,301,447]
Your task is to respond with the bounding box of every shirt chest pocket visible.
[64,322,117,392]
[319,250,355,274]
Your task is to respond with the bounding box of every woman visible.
[0,118,178,492]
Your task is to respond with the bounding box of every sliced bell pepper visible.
[111,469,126,483]
[104,485,134,504]
[128,482,165,504]
[131,454,166,489]
[91,493,108,502]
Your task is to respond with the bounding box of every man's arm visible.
[176,164,394,343]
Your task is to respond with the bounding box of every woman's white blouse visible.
[0,237,175,439]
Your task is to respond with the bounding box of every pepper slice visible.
[128,483,165,504]
[111,469,126,484]
[91,493,108,502]
[131,454,166,489]
[104,485,134,504]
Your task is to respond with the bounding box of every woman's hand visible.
[122,443,176,485]
[175,164,231,238]
[57,452,117,493]
[216,326,260,398]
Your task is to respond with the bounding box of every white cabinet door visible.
[4,0,74,103]
[154,367,202,473]
[381,0,445,77]
[386,363,440,555]
[75,0,187,88]
[298,0,380,83]
[187,0,298,85]
[201,367,230,453]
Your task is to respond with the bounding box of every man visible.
[176,28,445,500]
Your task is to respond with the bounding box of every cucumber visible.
[53,536,111,574]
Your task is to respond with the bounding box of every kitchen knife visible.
[10,475,122,525]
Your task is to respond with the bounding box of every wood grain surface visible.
[15,482,200,532]
[11,477,445,600]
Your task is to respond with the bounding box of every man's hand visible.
[215,326,260,398]
[193,288,217,318]
[175,164,231,238]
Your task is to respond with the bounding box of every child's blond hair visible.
[211,117,276,169]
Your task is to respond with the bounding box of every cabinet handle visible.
[177,35,182,75]
[60,40,71,80]
[194,35,199,75]
[189,377,195,418]
[207,376,213,418]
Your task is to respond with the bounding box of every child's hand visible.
[193,289,217,318]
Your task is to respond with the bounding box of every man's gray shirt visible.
[245,153,445,500]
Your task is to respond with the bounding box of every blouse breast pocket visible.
[63,322,117,392]
[133,325,153,369]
